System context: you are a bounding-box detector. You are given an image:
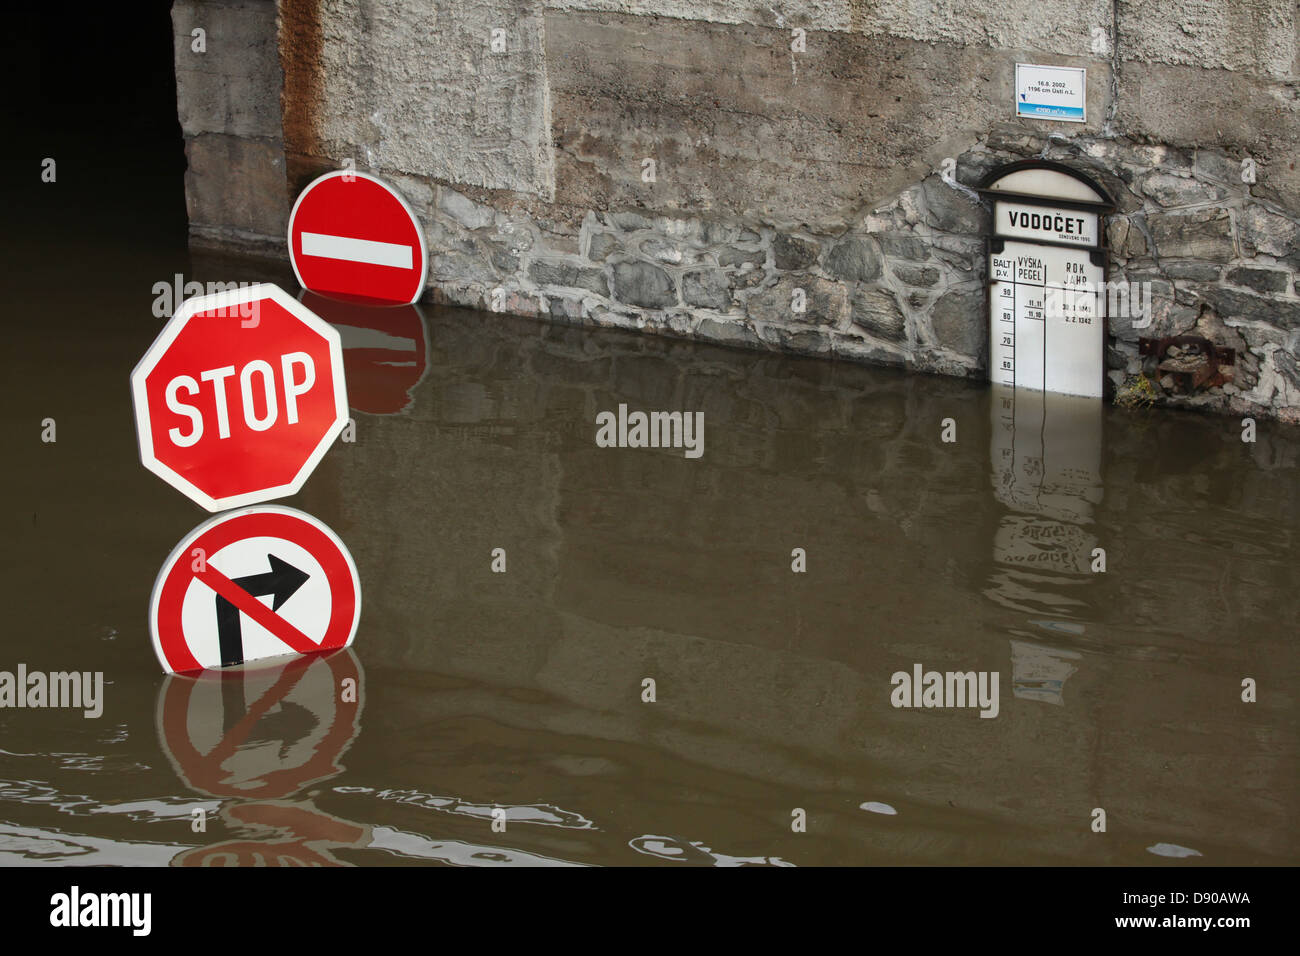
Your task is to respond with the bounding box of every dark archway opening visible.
[3,2,187,251]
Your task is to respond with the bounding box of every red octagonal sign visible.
[131,283,348,512]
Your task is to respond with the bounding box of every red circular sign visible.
[289,171,428,306]
[131,283,349,512]
[150,506,361,674]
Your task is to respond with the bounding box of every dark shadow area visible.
[2,3,187,258]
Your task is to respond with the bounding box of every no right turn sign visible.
[149,506,361,674]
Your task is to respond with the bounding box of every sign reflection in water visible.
[156,649,369,865]
[299,291,429,416]
[987,385,1101,705]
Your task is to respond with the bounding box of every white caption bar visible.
[301,232,412,269]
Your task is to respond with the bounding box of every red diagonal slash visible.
[196,564,319,655]
[203,657,313,766]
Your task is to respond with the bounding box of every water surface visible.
[1,234,1296,867]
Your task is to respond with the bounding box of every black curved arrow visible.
[215,555,310,667]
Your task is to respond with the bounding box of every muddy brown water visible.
[1,234,1297,867]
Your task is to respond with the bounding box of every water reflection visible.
[299,291,429,416]
[0,780,213,864]
[365,827,581,866]
[359,787,594,830]
[3,263,1298,864]
[988,386,1103,706]
[0,821,181,866]
[628,834,793,866]
[156,650,369,865]
[156,649,363,799]
[153,650,595,865]
[1008,640,1082,706]
[987,385,1104,608]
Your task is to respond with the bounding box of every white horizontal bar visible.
[301,232,412,269]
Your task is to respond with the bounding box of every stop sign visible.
[131,283,348,512]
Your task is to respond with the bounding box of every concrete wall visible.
[172,0,1300,421]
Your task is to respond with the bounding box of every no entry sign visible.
[149,506,361,674]
[289,170,428,305]
[131,283,348,512]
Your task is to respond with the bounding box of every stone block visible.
[824,237,882,283]
[1238,205,1299,263]
[1225,267,1291,295]
[528,259,610,297]
[929,287,985,360]
[1201,287,1300,329]
[438,188,497,231]
[587,232,620,261]
[922,176,984,233]
[1137,171,1228,207]
[746,275,848,329]
[893,264,941,288]
[695,315,763,350]
[851,287,907,341]
[173,0,283,139]
[611,261,677,309]
[717,246,766,269]
[772,234,820,271]
[879,235,930,260]
[682,269,732,310]
[1159,260,1221,281]
[1147,207,1235,261]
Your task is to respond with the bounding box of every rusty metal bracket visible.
[1138,335,1236,391]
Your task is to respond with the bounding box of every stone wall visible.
[171,0,1300,421]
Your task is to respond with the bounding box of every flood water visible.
[2,219,1297,867]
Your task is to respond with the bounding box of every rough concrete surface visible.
[280,0,554,198]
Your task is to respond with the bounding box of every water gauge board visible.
[989,241,1104,399]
